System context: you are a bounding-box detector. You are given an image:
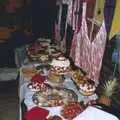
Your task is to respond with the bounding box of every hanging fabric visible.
[70,0,81,60]
[60,0,74,52]
[54,1,62,42]
[60,4,68,40]
[70,2,107,85]
[72,0,81,31]
[62,0,80,54]
[109,0,120,40]
[66,0,74,26]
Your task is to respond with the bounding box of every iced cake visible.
[79,80,96,96]
[50,57,70,74]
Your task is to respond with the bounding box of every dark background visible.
[0,0,57,67]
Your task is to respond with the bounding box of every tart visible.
[79,80,96,96]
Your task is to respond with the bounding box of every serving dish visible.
[32,87,78,107]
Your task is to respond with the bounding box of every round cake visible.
[79,80,95,96]
[50,57,70,74]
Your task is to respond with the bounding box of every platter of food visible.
[61,102,84,119]
[21,64,39,79]
[71,70,87,84]
[32,87,78,107]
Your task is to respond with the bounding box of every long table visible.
[19,63,98,120]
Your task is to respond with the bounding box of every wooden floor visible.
[0,80,19,120]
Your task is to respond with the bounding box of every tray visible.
[32,87,78,107]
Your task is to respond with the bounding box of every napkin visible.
[24,107,49,120]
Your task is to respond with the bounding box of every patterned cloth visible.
[70,2,107,85]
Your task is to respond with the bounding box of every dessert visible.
[79,80,96,96]
[50,57,70,74]
[72,70,87,84]
[31,74,46,83]
[48,73,61,82]
[27,42,49,61]
[22,65,38,79]
[33,87,78,107]
[28,74,47,91]
[39,39,51,47]
[61,102,84,119]
[50,43,60,50]
[39,54,49,62]
[51,51,63,58]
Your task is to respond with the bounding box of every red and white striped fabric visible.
[62,0,80,50]
[54,22,61,41]
[61,0,74,49]
[70,0,81,60]
[70,2,107,85]
[72,0,80,30]
[70,31,78,61]
[66,0,74,26]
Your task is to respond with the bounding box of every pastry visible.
[51,51,63,58]
[48,73,61,82]
[28,74,48,91]
[22,65,38,79]
[79,80,96,96]
[50,57,70,74]
[39,54,49,62]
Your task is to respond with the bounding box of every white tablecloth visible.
[19,65,119,120]
[74,106,119,120]
[20,77,98,119]
[21,78,98,107]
